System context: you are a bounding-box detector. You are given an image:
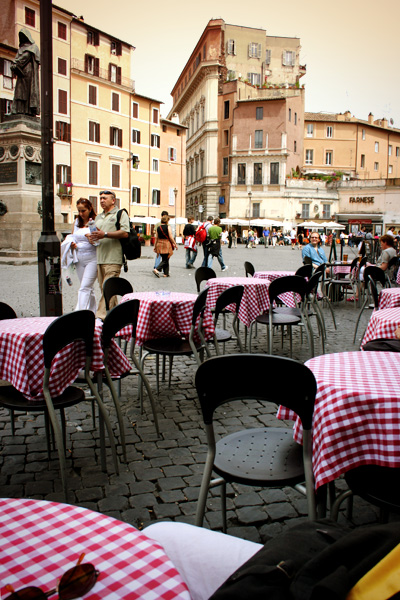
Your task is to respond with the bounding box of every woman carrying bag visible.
[153,215,178,278]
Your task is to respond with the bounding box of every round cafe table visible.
[361,307,400,347]
[0,497,190,600]
[378,287,400,310]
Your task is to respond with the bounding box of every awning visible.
[335,213,383,222]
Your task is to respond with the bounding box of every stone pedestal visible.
[0,116,62,258]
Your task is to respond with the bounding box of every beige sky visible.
[60,0,400,126]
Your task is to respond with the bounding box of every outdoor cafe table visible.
[361,307,400,347]
[205,277,270,328]
[278,351,400,490]
[378,287,400,310]
[0,497,190,600]
[253,270,305,308]
[0,317,131,401]
[120,291,214,345]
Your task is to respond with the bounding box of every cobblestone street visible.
[0,243,388,543]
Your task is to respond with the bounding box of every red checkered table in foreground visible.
[0,317,131,401]
[120,291,214,346]
[361,307,400,347]
[0,498,190,600]
[278,351,400,489]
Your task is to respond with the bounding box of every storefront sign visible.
[348,219,372,224]
[349,197,374,203]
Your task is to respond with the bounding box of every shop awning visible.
[335,213,383,222]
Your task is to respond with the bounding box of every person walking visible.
[88,190,130,321]
[290,228,297,250]
[207,217,228,271]
[153,215,178,277]
[232,229,237,248]
[271,228,278,247]
[200,216,214,267]
[228,229,233,249]
[183,217,197,269]
[69,198,98,313]
[297,231,304,250]
[154,210,169,270]
[262,227,269,249]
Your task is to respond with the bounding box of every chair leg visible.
[10,409,15,435]
[353,296,369,343]
[96,372,107,472]
[131,353,160,436]
[43,394,69,502]
[104,368,127,463]
[221,481,227,534]
[168,355,174,388]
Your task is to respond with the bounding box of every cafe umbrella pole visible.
[37,0,62,316]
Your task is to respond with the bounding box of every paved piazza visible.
[0,242,390,543]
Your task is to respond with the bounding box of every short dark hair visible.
[207,215,213,221]
[161,211,169,217]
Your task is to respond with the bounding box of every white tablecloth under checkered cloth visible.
[120,291,214,346]
[397,268,400,285]
[0,498,190,600]
[378,288,400,310]
[0,317,131,402]
[278,351,400,489]
[332,263,352,275]
[361,307,400,347]
[206,277,271,327]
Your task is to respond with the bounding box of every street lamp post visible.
[173,187,178,238]
[248,191,252,230]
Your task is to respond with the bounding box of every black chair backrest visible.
[349,257,359,271]
[388,256,399,269]
[191,287,210,326]
[0,302,17,320]
[359,241,366,257]
[102,299,139,348]
[303,256,313,266]
[368,278,380,309]
[103,277,133,311]
[306,271,322,295]
[195,354,316,429]
[43,310,95,369]
[364,265,386,287]
[295,264,312,278]
[195,267,216,293]
[268,275,307,305]
[313,263,327,275]
[359,256,368,269]
[244,261,255,277]
[214,285,244,322]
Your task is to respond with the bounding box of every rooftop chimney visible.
[368,112,374,124]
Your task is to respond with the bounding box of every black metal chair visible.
[313,263,337,330]
[195,354,317,530]
[248,276,313,358]
[0,311,119,501]
[295,264,312,278]
[386,255,399,286]
[103,277,133,312]
[195,267,216,293]
[212,285,244,355]
[0,302,17,320]
[327,257,359,304]
[331,465,400,523]
[140,288,210,394]
[244,261,255,277]
[98,300,160,461]
[303,255,313,266]
[353,266,387,344]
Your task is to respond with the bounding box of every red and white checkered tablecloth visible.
[361,307,400,347]
[120,292,214,346]
[205,277,271,327]
[253,271,302,308]
[332,263,352,275]
[397,268,400,285]
[378,288,400,310]
[0,317,131,402]
[278,351,400,489]
[0,498,190,600]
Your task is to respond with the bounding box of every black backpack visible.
[116,209,141,271]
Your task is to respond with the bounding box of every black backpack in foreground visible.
[116,208,141,271]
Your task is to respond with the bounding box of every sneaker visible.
[222,266,229,272]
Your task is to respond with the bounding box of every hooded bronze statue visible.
[11,28,40,116]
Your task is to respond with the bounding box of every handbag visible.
[184,236,197,251]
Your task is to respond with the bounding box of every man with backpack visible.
[198,215,214,267]
[88,190,129,320]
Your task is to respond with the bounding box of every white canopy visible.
[169,217,188,225]
[298,220,321,228]
[130,216,159,224]
[250,218,283,227]
[320,221,346,230]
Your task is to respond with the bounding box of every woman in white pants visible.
[70,198,98,313]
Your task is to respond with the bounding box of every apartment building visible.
[169,18,305,221]
[0,0,183,228]
[159,116,186,226]
[304,111,400,180]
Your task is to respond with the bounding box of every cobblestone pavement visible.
[0,243,392,544]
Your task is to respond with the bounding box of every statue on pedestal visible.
[11,29,40,116]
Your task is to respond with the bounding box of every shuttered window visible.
[131,187,141,204]
[88,85,97,105]
[111,164,120,188]
[248,43,261,58]
[25,7,35,26]
[58,22,67,40]
[88,121,100,143]
[88,161,98,185]
[110,127,122,147]
[58,58,67,76]
[56,121,71,143]
[132,102,138,118]
[56,164,71,184]
[58,90,67,115]
[111,92,119,112]
[168,147,177,162]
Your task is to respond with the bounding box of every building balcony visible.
[58,183,73,197]
[71,59,135,92]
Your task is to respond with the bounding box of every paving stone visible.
[158,477,185,491]
[159,489,186,503]
[132,493,158,507]
[266,502,298,521]
[152,503,181,519]
[236,506,269,525]
[162,465,192,477]
[98,496,129,512]
[25,480,54,495]
[75,487,103,502]
[234,492,264,508]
